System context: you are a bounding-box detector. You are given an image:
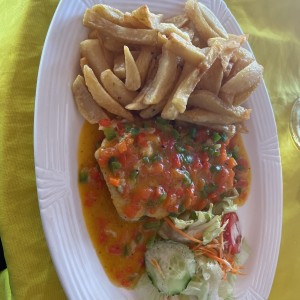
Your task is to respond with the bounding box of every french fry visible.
[92,4,124,26]
[131,5,163,29]
[198,3,228,38]
[165,33,206,66]
[143,45,179,105]
[164,14,189,28]
[140,98,168,119]
[157,32,168,46]
[83,9,158,46]
[103,36,125,53]
[113,51,139,80]
[113,54,126,79]
[188,90,251,120]
[83,65,134,121]
[233,82,260,106]
[185,0,227,41]
[181,26,195,40]
[161,62,195,120]
[88,29,98,39]
[135,46,154,85]
[80,57,88,71]
[157,23,191,41]
[125,84,151,111]
[176,108,241,125]
[72,75,109,124]
[225,47,254,82]
[196,58,223,94]
[123,12,148,29]
[219,60,263,103]
[80,39,110,80]
[192,35,207,49]
[100,69,138,106]
[124,46,141,91]
[171,66,201,113]
[97,33,114,69]
[126,58,159,111]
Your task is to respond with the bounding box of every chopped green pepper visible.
[79,168,88,183]
[103,127,116,141]
[108,157,121,172]
[142,156,150,164]
[130,169,139,180]
[212,132,221,142]
[175,144,186,153]
[182,154,193,164]
[182,170,192,186]
[189,127,197,139]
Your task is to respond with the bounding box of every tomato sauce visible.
[78,122,157,288]
[78,119,251,288]
[97,118,251,219]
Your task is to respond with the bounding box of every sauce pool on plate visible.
[77,120,251,288]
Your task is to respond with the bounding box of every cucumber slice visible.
[145,240,196,295]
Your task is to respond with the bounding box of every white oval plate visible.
[34,0,282,299]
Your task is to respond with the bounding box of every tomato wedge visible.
[222,212,242,255]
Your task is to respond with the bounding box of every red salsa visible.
[96,118,250,220]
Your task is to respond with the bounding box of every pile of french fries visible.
[72,0,263,135]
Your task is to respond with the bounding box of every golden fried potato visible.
[83,65,134,121]
[83,9,158,46]
[88,29,98,39]
[135,46,154,85]
[225,47,254,82]
[131,5,163,29]
[157,23,191,41]
[72,75,109,124]
[80,39,110,80]
[79,57,88,71]
[185,0,227,41]
[196,58,223,94]
[113,51,139,80]
[125,83,151,111]
[165,33,206,66]
[164,14,189,28]
[176,108,241,125]
[219,60,263,103]
[140,98,168,119]
[91,4,124,26]
[123,12,148,29]
[100,69,138,106]
[233,82,260,106]
[161,62,195,120]
[143,46,179,105]
[188,90,251,120]
[171,66,201,113]
[102,36,126,53]
[124,46,141,91]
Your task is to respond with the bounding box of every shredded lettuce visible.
[182,256,224,300]
[202,216,227,245]
[158,204,226,244]
[212,189,239,216]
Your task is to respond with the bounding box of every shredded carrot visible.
[164,217,202,244]
[193,232,203,239]
[219,232,224,258]
[196,248,232,270]
[109,177,120,187]
[150,259,165,278]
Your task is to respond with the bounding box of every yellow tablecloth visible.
[0,0,299,299]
